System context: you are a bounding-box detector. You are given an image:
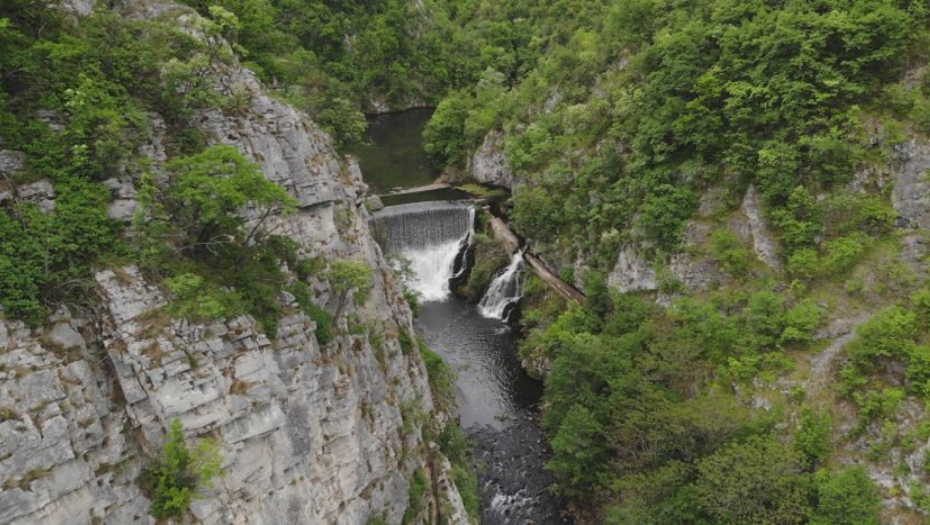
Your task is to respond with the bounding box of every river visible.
[356,111,570,524]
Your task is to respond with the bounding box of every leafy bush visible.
[164,273,234,319]
[811,467,881,525]
[695,437,810,525]
[146,419,222,519]
[327,260,374,325]
[638,185,698,247]
[402,468,429,524]
[794,408,833,469]
[846,307,917,368]
[821,235,867,276]
[709,227,753,276]
[0,183,117,326]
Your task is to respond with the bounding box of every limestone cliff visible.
[467,131,517,189]
[0,1,467,523]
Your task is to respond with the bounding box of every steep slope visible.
[0,1,467,523]
[422,1,930,523]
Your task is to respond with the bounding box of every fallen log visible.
[486,211,585,303]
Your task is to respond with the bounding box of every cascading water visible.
[478,250,525,321]
[361,112,569,524]
[370,201,474,301]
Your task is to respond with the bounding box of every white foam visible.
[479,250,525,320]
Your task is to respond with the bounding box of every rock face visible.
[607,243,658,294]
[739,185,782,272]
[1,260,445,524]
[892,137,930,281]
[469,131,517,189]
[892,138,930,231]
[0,1,467,524]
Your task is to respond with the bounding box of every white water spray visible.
[402,236,469,301]
[372,202,474,302]
[479,250,525,320]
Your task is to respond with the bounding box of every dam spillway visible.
[369,201,475,301]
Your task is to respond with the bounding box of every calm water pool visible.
[351,109,441,194]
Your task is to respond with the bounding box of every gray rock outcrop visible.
[0,1,468,523]
[469,131,517,189]
[739,185,782,271]
[608,243,658,293]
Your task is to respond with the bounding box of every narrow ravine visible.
[359,112,570,523]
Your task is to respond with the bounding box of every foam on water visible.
[370,201,474,302]
[479,250,525,320]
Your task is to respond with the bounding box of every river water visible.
[353,109,440,194]
[357,111,570,524]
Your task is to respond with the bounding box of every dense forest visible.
[4,0,930,523]
[424,0,930,523]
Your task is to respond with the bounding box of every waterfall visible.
[478,250,525,321]
[370,201,474,301]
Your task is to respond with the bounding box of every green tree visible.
[794,408,833,469]
[327,260,373,326]
[146,419,223,519]
[423,91,473,166]
[547,405,607,494]
[811,467,881,525]
[695,437,810,525]
[136,145,295,265]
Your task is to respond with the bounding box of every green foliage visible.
[428,0,924,259]
[0,183,117,326]
[403,468,429,524]
[450,462,479,522]
[436,418,479,521]
[164,273,234,319]
[781,300,824,345]
[457,233,508,302]
[146,419,222,519]
[811,467,881,525]
[845,306,917,371]
[327,260,374,326]
[288,283,333,345]
[423,91,474,167]
[547,403,608,493]
[709,227,753,276]
[328,260,373,304]
[135,146,297,334]
[139,145,295,259]
[638,185,698,247]
[535,283,833,511]
[419,340,456,412]
[695,437,810,525]
[794,408,833,469]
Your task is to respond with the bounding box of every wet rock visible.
[469,417,572,525]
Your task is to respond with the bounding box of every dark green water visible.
[352,108,441,194]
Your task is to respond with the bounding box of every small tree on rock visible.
[328,259,373,327]
[146,419,223,519]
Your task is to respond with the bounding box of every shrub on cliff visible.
[136,145,302,335]
[327,259,374,326]
[145,419,222,519]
